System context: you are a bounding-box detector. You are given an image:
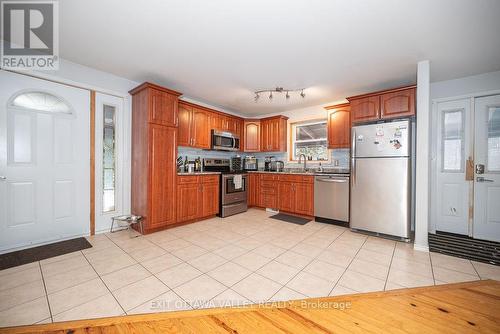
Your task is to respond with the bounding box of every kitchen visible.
[0,0,500,332]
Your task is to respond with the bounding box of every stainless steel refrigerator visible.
[350,119,411,240]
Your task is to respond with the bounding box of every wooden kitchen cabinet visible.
[380,88,415,119]
[348,85,416,124]
[259,174,279,208]
[278,175,314,217]
[260,116,288,152]
[244,120,261,152]
[129,82,181,233]
[325,103,350,149]
[177,175,219,223]
[349,96,380,124]
[247,173,260,207]
[149,86,179,127]
[177,101,210,149]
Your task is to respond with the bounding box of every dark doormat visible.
[270,213,311,225]
[0,237,92,270]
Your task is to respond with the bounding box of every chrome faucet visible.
[298,154,307,171]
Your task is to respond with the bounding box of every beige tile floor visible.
[1,208,499,327]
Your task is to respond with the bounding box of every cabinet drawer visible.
[177,175,199,184]
[260,182,276,194]
[260,174,279,181]
[200,175,219,184]
[301,176,314,184]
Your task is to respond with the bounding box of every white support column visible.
[414,60,431,252]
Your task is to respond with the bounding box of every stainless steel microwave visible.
[211,130,240,151]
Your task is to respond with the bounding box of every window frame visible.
[288,119,330,163]
[440,108,465,173]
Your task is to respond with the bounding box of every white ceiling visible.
[60,0,500,116]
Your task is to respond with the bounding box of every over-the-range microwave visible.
[211,130,240,151]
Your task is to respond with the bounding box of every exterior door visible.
[0,71,90,253]
[95,93,124,233]
[434,99,472,236]
[473,95,500,242]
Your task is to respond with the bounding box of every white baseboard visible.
[413,243,429,252]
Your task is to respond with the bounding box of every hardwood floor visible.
[2,280,499,333]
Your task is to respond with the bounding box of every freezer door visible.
[352,120,410,158]
[350,157,410,238]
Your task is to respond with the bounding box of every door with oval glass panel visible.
[473,95,500,242]
[94,93,124,233]
[0,71,90,252]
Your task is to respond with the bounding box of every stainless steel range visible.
[203,159,248,217]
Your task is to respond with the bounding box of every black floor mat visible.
[270,213,311,225]
[0,237,92,270]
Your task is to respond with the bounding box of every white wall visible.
[254,100,347,123]
[431,70,500,100]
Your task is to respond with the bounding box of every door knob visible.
[0,176,6,181]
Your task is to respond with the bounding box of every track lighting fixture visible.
[253,87,306,102]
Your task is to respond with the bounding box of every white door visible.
[95,93,124,233]
[473,94,500,242]
[434,99,473,235]
[0,70,90,253]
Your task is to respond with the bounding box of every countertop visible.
[247,169,350,176]
[177,172,221,175]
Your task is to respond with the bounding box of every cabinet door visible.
[278,181,294,212]
[192,108,210,149]
[149,125,177,228]
[244,121,260,152]
[294,182,314,216]
[178,103,192,147]
[260,120,270,151]
[149,89,178,126]
[247,173,259,206]
[350,96,380,124]
[328,107,350,149]
[380,88,415,119]
[176,182,200,222]
[209,112,223,131]
[201,181,219,217]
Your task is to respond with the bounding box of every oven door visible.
[222,175,248,204]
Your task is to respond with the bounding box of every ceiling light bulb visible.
[300,89,305,98]
[286,91,290,99]
[269,92,273,100]
[254,93,259,102]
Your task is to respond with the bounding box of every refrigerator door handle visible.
[351,129,356,185]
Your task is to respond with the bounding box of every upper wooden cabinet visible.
[260,116,288,152]
[129,82,181,233]
[348,85,416,124]
[380,88,415,119]
[324,103,350,149]
[130,82,181,127]
[177,101,210,149]
[243,120,261,152]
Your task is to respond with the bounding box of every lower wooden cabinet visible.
[177,175,219,223]
[250,173,314,217]
[248,173,260,206]
[278,175,314,216]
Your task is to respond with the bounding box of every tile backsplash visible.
[178,147,350,170]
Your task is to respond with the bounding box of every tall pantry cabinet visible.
[129,82,182,234]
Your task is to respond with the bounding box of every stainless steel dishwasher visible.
[314,174,350,223]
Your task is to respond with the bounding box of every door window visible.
[10,91,72,114]
[441,109,464,172]
[102,104,116,212]
[487,106,500,172]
